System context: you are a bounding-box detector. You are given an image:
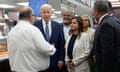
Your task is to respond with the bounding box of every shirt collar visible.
[42,19,51,25]
[19,20,31,25]
[64,24,70,28]
[109,13,113,16]
[98,13,108,24]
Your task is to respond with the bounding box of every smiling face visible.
[41,6,52,22]
[63,10,73,25]
[70,19,79,31]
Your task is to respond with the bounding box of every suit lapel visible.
[39,20,46,40]
[94,15,109,41]
[50,21,55,42]
[94,24,101,40]
[100,15,109,25]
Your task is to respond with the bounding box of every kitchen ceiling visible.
[0,0,28,9]
[0,0,28,3]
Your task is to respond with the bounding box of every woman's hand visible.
[66,60,74,68]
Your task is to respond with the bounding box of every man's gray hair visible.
[94,1,109,13]
[40,4,52,12]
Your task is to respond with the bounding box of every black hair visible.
[106,1,113,11]
[19,9,32,20]
[94,1,109,13]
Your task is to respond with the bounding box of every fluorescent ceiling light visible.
[75,14,78,16]
[4,14,9,19]
[112,2,120,5]
[54,11,61,14]
[108,0,119,1]
[17,2,28,6]
[111,2,120,7]
[113,5,120,7]
[52,14,56,16]
[52,8,56,11]
[0,4,15,8]
[51,15,57,18]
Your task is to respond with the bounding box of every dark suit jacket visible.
[111,15,120,24]
[34,20,65,68]
[93,15,120,72]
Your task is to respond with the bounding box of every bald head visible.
[19,7,33,20]
[19,7,35,24]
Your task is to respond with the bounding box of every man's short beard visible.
[63,20,70,25]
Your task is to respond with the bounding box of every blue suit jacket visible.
[34,20,65,68]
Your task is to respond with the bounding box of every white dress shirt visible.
[63,25,70,40]
[7,20,56,72]
[42,20,52,37]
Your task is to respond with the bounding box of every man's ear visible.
[29,15,33,24]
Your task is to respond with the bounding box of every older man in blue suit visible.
[34,4,65,72]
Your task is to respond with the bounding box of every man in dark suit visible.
[93,1,120,72]
[34,4,65,72]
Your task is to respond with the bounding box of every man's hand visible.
[93,56,96,64]
[58,61,64,70]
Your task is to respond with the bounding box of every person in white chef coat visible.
[7,7,56,72]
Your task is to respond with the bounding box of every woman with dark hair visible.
[65,16,91,72]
